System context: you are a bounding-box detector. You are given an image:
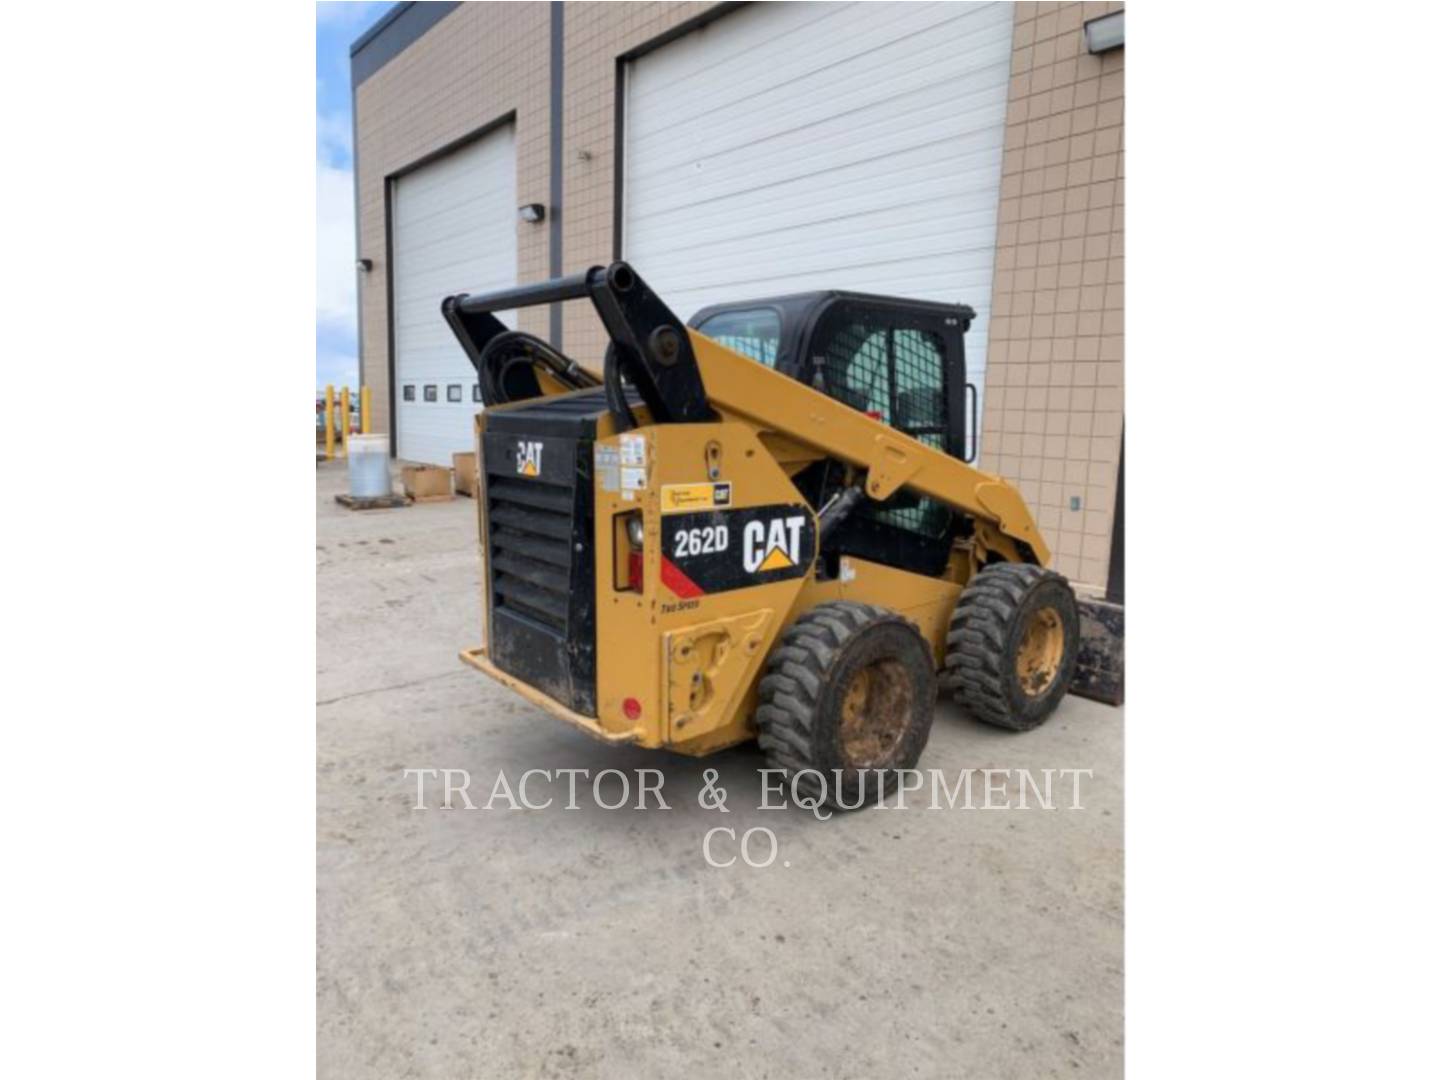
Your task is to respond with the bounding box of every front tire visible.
[756,602,936,809]
[943,563,1079,731]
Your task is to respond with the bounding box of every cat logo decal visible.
[742,515,806,574]
[516,440,544,478]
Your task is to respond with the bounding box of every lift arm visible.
[443,262,1048,565]
[689,330,1049,565]
[442,263,714,424]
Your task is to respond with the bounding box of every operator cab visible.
[690,292,980,577]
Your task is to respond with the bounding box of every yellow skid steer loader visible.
[442,263,1079,808]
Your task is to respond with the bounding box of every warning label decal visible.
[660,482,733,514]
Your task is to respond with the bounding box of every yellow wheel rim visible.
[1016,606,1064,697]
[837,659,912,767]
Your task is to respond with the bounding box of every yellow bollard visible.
[361,386,372,434]
[324,385,335,460]
[340,387,351,457]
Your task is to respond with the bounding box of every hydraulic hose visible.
[475,330,599,406]
[603,343,639,432]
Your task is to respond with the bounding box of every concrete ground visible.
[317,458,1123,1079]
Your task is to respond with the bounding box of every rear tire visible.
[943,563,1079,731]
[756,602,936,809]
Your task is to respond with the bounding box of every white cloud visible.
[316,349,359,393]
[316,160,356,329]
[317,108,352,168]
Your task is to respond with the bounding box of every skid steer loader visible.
[442,262,1079,808]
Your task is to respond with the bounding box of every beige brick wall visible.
[982,1,1124,590]
[354,2,552,435]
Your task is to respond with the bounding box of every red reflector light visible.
[865,410,883,421]
[622,697,642,720]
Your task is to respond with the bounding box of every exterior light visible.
[356,258,373,272]
[517,203,546,223]
[622,697,642,720]
[1084,11,1124,54]
[626,515,644,549]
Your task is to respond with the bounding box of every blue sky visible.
[316,2,392,393]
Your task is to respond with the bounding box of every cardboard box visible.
[452,452,478,498]
[401,464,453,502]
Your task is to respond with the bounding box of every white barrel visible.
[346,434,392,499]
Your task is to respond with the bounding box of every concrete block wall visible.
[980,0,1124,590]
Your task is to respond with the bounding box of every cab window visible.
[810,308,953,540]
[694,308,781,367]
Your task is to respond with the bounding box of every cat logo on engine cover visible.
[515,440,543,477]
[659,504,814,598]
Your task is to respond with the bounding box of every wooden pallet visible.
[334,493,408,511]
[407,492,455,504]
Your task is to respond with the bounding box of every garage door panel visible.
[626,4,839,115]
[638,194,1008,273]
[629,132,1008,247]
[628,2,984,136]
[630,21,1011,165]
[393,124,516,465]
[625,2,1012,460]
[636,201,1007,278]
[631,114,1008,225]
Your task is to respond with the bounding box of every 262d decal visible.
[660,504,815,597]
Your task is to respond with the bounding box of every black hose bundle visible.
[603,343,638,432]
[475,330,600,407]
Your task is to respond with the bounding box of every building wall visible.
[353,1,552,440]
[353,0,1124,592]
[980,1,1124,589]
[558,1,715,360]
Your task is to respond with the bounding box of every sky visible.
[316,1,392,393]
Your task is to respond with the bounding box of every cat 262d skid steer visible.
[443,262,1079,808]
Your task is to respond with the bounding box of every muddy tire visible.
[943,563,1079,731]
[756,601,936,809]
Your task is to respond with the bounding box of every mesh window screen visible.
[814,311,953,540]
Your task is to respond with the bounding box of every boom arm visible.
[442,263,714,424]
[690,330,1049,565]
[443,262,1048,566]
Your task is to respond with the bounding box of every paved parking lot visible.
[316,458,1123,1079]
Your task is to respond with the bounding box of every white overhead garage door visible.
[392,124,516,465]
[623,2,1013,454]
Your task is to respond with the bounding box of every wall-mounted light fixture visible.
[1084,11,1124,54]
[517,203,546,224]
[356,258,373,272]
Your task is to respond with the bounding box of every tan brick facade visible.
[354,1,1123,591]
[982,1,1124,589]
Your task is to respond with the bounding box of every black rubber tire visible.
[756,601,936,809]
[943,563,1079,731]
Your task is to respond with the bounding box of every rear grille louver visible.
[487,475,574,632]
[480,389,605,716]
